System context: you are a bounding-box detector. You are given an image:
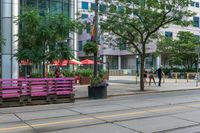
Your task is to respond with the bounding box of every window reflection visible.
[21,0,70,16]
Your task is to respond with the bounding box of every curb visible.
[75,87,200,100]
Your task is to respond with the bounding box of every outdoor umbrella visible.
[80,59,100,65]
[20,60,31,65]
[52,59,81,66]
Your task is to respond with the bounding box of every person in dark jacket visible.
[157,65,164,87]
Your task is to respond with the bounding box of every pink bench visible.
[0,78,75,105]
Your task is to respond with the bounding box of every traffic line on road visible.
[0,117,94,132]
[0,102,200,132]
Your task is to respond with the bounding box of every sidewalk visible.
[74,76,200,99]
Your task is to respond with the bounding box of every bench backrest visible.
[0,78,75,99]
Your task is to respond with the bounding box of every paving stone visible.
[0,114,21,123]
[167,125,200,133]
[16,109,79,121]
[89,108,157,122]
[116,116,197,133]
[172,110,200,123]
[0,122,34,133]
[70,104,131,114]
[27,115,104,133]
[111,99,166,108]
[43,123,138,133]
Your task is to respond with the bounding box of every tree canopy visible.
[157,31,199,69]
[16,7,81,64]
[101,0,194,91]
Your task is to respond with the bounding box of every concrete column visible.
[118,55,121,70]
[12,0,19,78]
[156,56,161,69]
[1,0,19,79]
[70,0,78,59]
[103,55,106,70]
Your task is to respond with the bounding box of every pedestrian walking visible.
[157,65,164,87]
[149,67,156,86]
[143,68,148,85]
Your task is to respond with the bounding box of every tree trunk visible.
[140,55,145,91]
[93,0,99,78]
[94,52,97,77]
[42,60,45,78]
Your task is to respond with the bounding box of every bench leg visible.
[46,96,51,102]
[47,95,57,103]
[28,97,32,103]
[0,98,2,105]
[19,97,24,103]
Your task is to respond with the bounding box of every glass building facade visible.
[20,0,70,16]
[0,1,1,77]
[1,0,73,78]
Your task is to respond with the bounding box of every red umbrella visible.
[69,59,82,65]
[52,59,81,66]
[80,59,100,65]
[20,60,31,65]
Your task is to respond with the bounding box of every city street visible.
[1,90,200,132]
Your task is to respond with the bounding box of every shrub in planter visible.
[99,70,109,80]
[63,70,75,77]
[78,69,93,85]
[30,73,43,78]
[88,76,109,99]
[47,72,55,78]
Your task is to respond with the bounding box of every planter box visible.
[80,77,91,85]
[88,86,107,99]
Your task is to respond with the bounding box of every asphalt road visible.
[1,90,200,133]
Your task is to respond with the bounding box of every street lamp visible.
[195,46,200,87]
[136,55,139,77]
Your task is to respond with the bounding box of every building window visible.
[196,2,199,7]
[81,14,88,19]
[21,0,70,16]
[117,6,124,12]
[165,31,173,38]
[91,3,96,10]
[79,41,83,51]
[191,1,199,7]
[100,4,106,12]
[82,2,88,10]
[191,1,195,6]
[193,17,199,27]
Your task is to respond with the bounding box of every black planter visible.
[88,85,107,99]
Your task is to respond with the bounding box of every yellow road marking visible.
[0,118,94,132]
[1,102,200,132]
[186,103,200,107]
[97,111,146,119]
[146,106,187,113]
[0,126,30,132]
[32,117,94,127]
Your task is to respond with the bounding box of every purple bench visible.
[0,78,75,105]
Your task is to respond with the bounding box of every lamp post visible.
[195,46,200,87]
[196,52,199,87]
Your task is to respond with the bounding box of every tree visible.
[157,31,199,69]
[101,0,194,91]
[16,7,81,76]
